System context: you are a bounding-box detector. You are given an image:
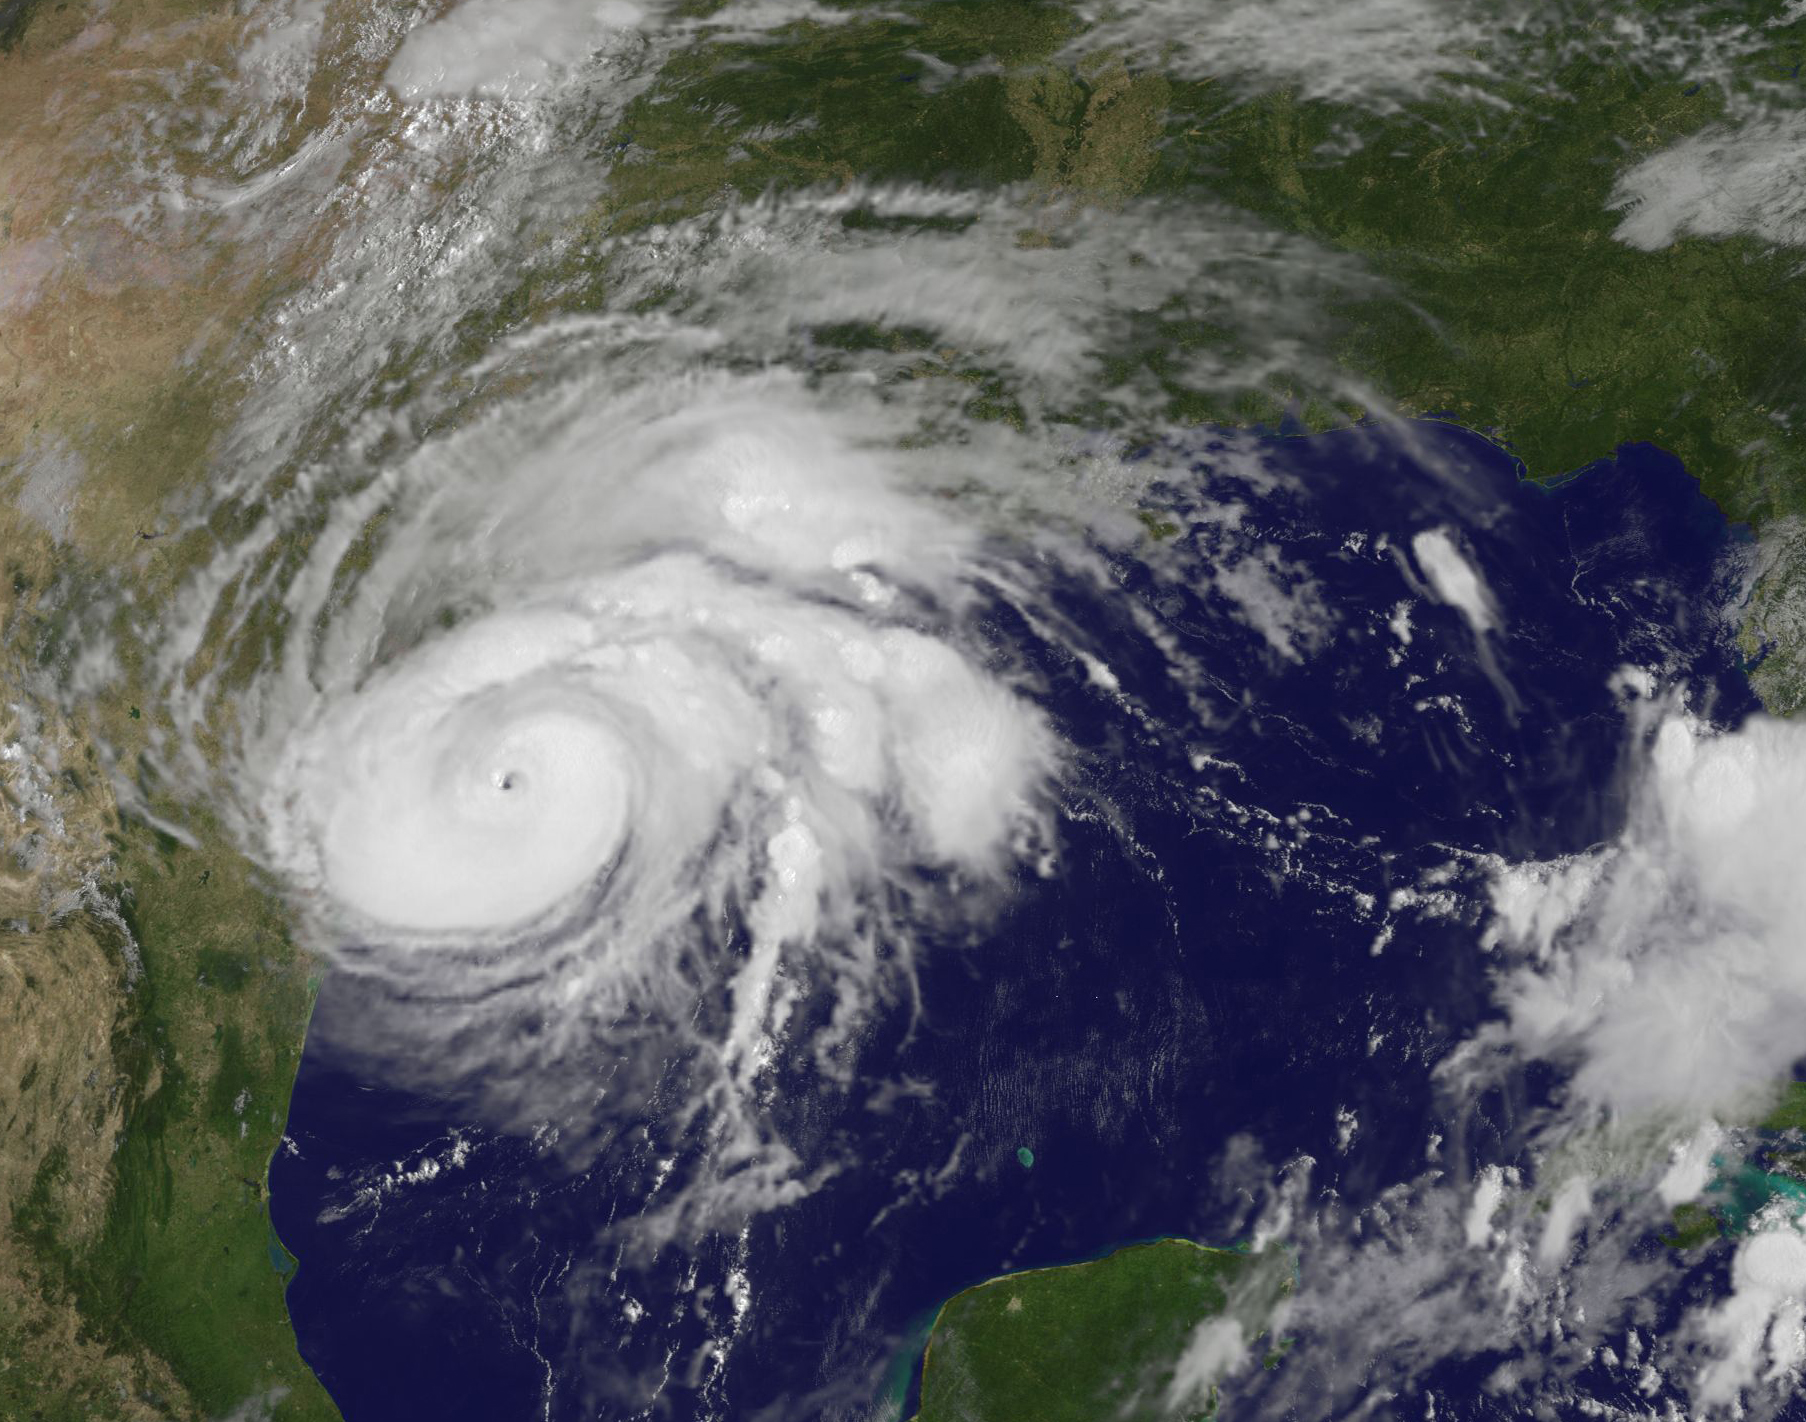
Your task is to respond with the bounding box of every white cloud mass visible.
[386,0,646,99]
[1483,705,1806,1121]
[1065,0,1502,111]
[1613,111,1806,251]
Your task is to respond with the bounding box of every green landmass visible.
[1166,74,1802,505]
[0,525,336,1412]
[1660,1200,1724,1251]
[579,0,1806,697]
[0,734,337,1415]
[908,1239,1280,1422]
[586,0,1806,497]
[1760,1081,1806,1133]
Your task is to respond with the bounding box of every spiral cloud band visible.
[227,365,1061,1194]
[159,179,1388,1231]
[308,613,638,933]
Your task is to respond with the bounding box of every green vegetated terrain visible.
[1762,1081,1806,1134]
[0,826,336,1419]
[909,1239,1282,1422]
[592,0,1804,499]
[585,0,1806,696]
[0,525,335,1417]
[1162,67,1805,514]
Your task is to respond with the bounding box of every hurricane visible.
[133,171,1384,1238]
[226,364,1068,1194]
[134,165,1804,1408]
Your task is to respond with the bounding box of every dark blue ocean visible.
[270,422,1760,1421]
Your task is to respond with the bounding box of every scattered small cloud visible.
[1214,545,1333,662]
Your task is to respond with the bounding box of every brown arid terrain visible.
[0,1,355,1415]
[0,496,335,1417]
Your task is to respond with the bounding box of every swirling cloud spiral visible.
[231,369,1058,1198]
